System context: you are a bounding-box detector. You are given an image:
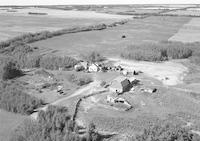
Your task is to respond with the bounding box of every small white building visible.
[88,64,99,72]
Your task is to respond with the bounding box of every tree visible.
[135,122,200,141]
[87,123,100,141]
[0,56,22,80]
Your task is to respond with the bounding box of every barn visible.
[109,76,131,94]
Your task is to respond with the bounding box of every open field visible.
[31,16,190,57]
[0,7,131,41]
[2,5,200,141]
[75,71,200,135]
[162,8,200,17]
[169,18,200,42]
[0,110,28,141]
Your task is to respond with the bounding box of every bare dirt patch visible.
[109,58,188,86]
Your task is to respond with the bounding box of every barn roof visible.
[111,76,130,89]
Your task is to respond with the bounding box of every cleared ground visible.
[0,110,28,141]
[31,16,190,58]
[110,58,188,86]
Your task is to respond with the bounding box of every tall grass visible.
[121,41,194,61]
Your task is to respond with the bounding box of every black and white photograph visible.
[1,0,200,141]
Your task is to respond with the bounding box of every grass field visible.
[31,16,190,58]
[0,110,28,141]
[76,77,200,135]
[169,18,200,42]
[0,7,131,41]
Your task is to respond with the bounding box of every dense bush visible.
[67,74,93,86]
[25,54,41,68]
[82,51,105,63]
[0,41,40,68]
[39,55,78,70]
[11,105,102,141]
[0,56,22,80]
[121,41,193,61]
[189,44,200,66]
[11,105,80,141]
[0,42,77,70]
[135,122,200,141]
[0,81,43,114]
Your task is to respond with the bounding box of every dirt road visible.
[31,80,100,119]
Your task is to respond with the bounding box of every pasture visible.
[0,7,131,41]
[169,18,200,42]
[31,16,190,58]
[0,110,28,141]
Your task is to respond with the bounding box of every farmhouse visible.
[110,76,131,94]
[89,63,99,72]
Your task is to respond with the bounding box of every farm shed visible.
[110,76,131,94]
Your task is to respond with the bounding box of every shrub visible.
[39,55,78,70]
[121,42,193,61]
[11,105,80,141]
[67,74,93,86]
[0,81,44,114]
[0,56,22,80]
[25,54,41,68]
[81,51,105,63]
[135,122,200,141]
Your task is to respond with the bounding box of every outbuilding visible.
[110,76,131,94]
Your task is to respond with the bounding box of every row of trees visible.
[121,41,196,61]
[11,105,101,141]
[0,23,109,50]
[0,80,44,115]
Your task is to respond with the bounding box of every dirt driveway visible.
[31,80,100,119]
[109,58,188,86]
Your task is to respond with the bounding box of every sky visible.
[0,0,200,5]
